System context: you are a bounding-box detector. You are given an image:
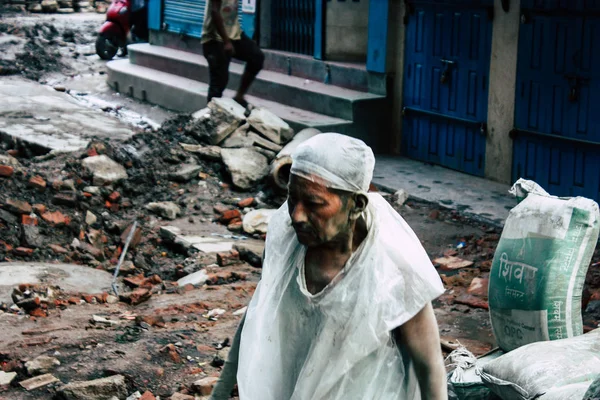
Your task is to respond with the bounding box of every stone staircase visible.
[106,43,390,150]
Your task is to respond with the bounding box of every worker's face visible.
[287,174,353,247]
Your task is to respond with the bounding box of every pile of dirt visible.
[0,22,65,80]
[0,111,284,285]
[0,19,98,81]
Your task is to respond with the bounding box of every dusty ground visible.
[0,9,599,400]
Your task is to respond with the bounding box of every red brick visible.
[455,294,489,310]
[0,240,13,252]
[32,204,47,215]
[68,297,80,304]
[237,197,255,208]
[83,192,93,198]
[94,292,109,303]
[120,288,151,306]
[28,175,46,191]
[7,150,18,157]
[13,247,34,257]
[444,249,458,257]
[107,191,121,203]
[217,250,240,267]
[219,209,241,224]
[121,224,143,249]
[87,148,98,157]
[433,256,474,271]
[140,392,156,400]
[138,315,166,328]
[4,199,32,215]
[0,165,14,178]
[21,214,38,226]
[28,308,47,318]
[124,274,145,288]
[192,377,219,396]
[81,294,95,304]
[42,211,70,226]
[467,277,489,298]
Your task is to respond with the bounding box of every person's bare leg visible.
[232,33,264,107]
[233,69,256,107]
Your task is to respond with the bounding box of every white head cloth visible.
[290,133,375,193]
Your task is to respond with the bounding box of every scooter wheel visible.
[96,33,119,60]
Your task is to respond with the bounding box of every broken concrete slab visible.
[0,262,118,304]
[145,202,181,220]
[192,376,219,396]
[160,227,235,253]
[169,164,202,183]
[22,225,45,248]
[242,209,277,235]
[19,373,60,391]
[0,77,134,154]
[91,315,119,326]
[82,155,128,186]
[247,107,294,145]
[433,256,474,271]
[57,374,127,400]
[221,148,269,190]
[221,123,251,148]
[393,189,409,207]
[25,355,61,376]
[208,97,246,120]
[0,371,17,386]
[176,270,209,287]
[179,143,222,161]
[222,128,283,153]
[186,98,246,145]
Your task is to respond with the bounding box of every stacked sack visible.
[447,179,600,400]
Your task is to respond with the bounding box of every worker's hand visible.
[224,39,234,56]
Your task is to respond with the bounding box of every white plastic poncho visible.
[237,134,445,400]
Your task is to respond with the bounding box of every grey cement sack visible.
[489,179,600,351]
[480,329,600,400]
[447,347,503,400]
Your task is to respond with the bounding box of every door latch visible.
[440,59,455,84]
[564,74,590,103]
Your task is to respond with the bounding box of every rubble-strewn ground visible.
[1,9,599,400]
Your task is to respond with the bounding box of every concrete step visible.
[127,43,385,121]
[106,59,353,134]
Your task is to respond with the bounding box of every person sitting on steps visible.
[201,0,264,108]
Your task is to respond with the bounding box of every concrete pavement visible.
[0,76,134,154]
[373,156,517,227]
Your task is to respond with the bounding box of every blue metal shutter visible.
[163,0,206,38]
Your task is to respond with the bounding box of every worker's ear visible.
[349,193,368,221]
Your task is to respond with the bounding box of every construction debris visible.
[19,373,60,390]
[57,374,127,399]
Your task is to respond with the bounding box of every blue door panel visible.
[513,137,600,200]
[513,10,600,201]
[402,3,492,177]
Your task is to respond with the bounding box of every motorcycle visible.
[95,0,148,60]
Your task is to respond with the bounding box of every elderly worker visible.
[211,133,447,399]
